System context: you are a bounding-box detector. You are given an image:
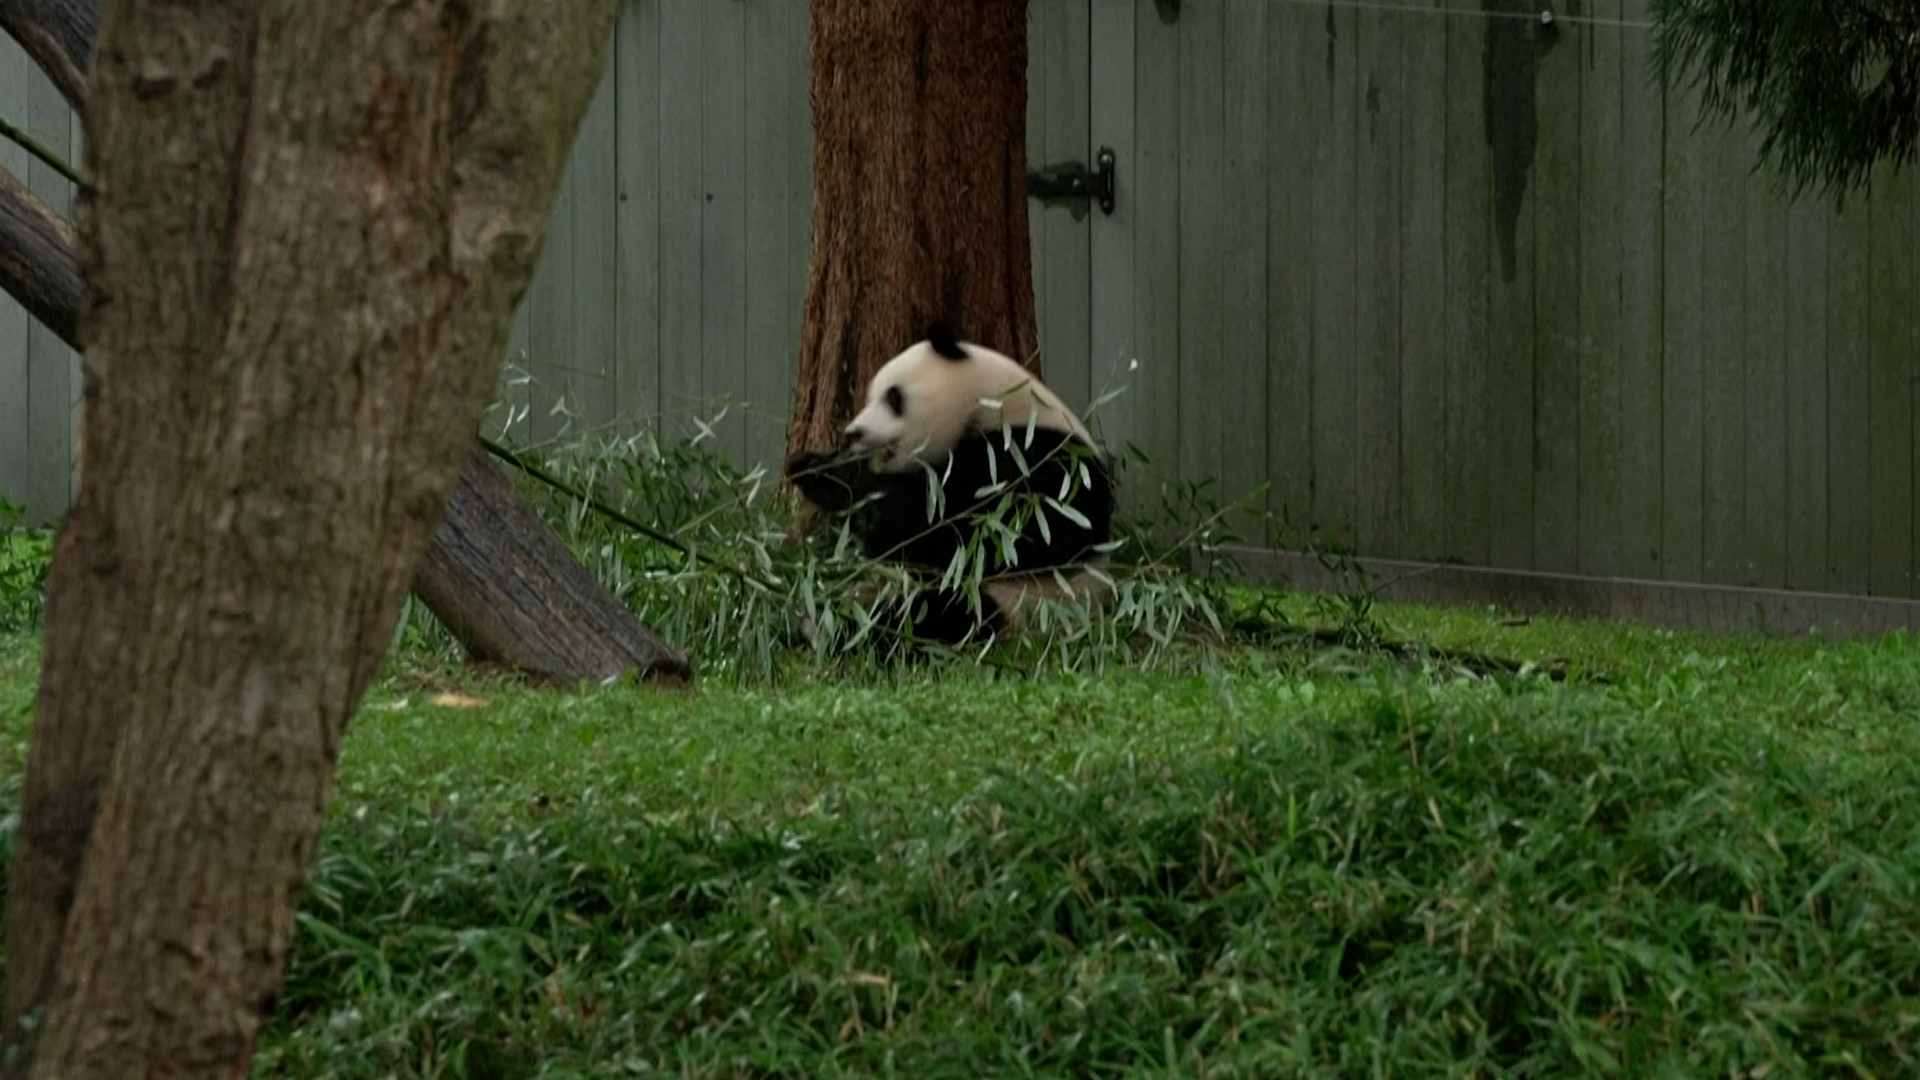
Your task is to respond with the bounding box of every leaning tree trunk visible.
[415,449,692,686]
[3,1,618,1077]
[786,0,1039,455]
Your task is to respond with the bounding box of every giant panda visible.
[785,322,1117,650]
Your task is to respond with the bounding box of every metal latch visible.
[1027,147,1116,215]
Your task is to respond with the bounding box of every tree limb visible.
[0,0,94,110]
[0,167,77,342]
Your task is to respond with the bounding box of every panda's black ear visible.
[926,321,967,361]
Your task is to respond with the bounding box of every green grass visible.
[7,423,1920,1077]
[8,603,1920,1078]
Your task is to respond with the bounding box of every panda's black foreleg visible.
[784,449,875,514]
[871,583,1004,652]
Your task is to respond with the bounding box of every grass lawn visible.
[4,600,1920,1078]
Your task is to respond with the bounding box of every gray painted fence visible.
[0,29,80,526]
[5,0,1920,606]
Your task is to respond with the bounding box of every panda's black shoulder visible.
[926,321,967,360]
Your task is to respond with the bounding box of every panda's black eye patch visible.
[884,386,905,417]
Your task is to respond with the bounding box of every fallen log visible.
[416,448,693,686]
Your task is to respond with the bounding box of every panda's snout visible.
[840,425,866,450]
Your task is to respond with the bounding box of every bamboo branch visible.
[0,111,80,184]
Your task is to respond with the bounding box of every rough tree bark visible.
[0,8,690,1063]
[1,0,620,1076]
[786,0,1039,456]
[415,449,692,686]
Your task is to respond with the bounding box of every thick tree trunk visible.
[0,7,686,1062]
[786,0,1038,456]
[416,448,692,686]
[3,1,617,1077]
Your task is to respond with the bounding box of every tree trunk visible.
[4,1,617,1077]
[0,5,687,1060]
[786,0,1039,456]
[415,447,693,686]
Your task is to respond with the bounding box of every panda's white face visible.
[843,336,1092,472]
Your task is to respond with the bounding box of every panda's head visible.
[842,323,1093,472]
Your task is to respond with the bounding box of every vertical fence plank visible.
[1128,0,1182,503]
[1026,2,1051,362]
[1742,127,1788,590]
[1088,0,1137,489]
[23,54,73,521]
[1398,4,1447,562]
[1868,163,1915,596]
[1577,0,1624,577]
[1783,195,1830,593]
[784,0,813,459]
[743,0,801,472]
[1442,2,1492,566]
[1911,169,1920,599]
[498,290,534,441]
[1043,0,1093,410]
[1531,15,1581,572]
[1484,2,1535,569]
[1354,5,1401,557]
[0,33,32,514]
[1617,4,1664,579]
[1052,0,1098,403]
[527,111,578,447]
[1176,0,1224,502]
[1659,83,1706,581]
[1310,3,1359,549]
[570,61,620,436]
[1220,0,1269,541]
[658,0,705,439]
[1827,194,1872,593]
[1266,0,1316,547]
[66,102,83,499]
[1699,119,1748,585]
[700,0,748,462]
[616,0,663,434]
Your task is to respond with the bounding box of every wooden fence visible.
[4,0,1920,613]
[0,29,80,526]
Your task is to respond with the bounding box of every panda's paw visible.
[786,450,860,512]
[785,448,833,471]
[886,587,1002,650]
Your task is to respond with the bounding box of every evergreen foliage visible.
[1651,0,1920,199]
